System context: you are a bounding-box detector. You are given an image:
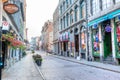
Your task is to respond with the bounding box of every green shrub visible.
[23,51,27,57]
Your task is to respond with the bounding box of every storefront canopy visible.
[59,32,69,42]
[88,9,120,27]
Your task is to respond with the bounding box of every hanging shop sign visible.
[3,4,19,14]
[2,21,9,31]
[105,24,111,32]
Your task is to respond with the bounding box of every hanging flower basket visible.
[2,33,26,49]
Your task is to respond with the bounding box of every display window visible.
[92,28,100,54]
[116,23,120,52]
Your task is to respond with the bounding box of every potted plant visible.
[33,54,42,66]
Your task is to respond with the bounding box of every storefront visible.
[88,9,120,63]
[115,15,120,59]
[74,28,79,58]
[59,32,69,57]
[80,26,86,59]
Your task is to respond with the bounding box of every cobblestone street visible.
[2,53,43,80]
[38,51,120,80]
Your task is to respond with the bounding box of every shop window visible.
[80,27,86,53]
[92,27,100,53]
[116,23,120,53]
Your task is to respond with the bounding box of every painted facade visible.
[58,0,88,60]
[1,0,26,69]
[88,0,120,64]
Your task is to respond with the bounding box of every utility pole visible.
[0,0,2,80]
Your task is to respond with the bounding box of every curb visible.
[32,57,46,80]
[52,55,120,73]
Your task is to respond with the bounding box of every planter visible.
[35,59,42,66]
[33,54,42,66]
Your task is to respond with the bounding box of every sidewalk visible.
[2,53,43,80]
[51,54,120,73]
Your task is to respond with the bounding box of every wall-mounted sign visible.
[2,21,9,31]
[105,24,111,32]
[3,4,19,14]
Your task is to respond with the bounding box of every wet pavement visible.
[38,51,120,80]
[2,53,43,80]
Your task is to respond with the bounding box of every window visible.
[60,5,62,14]
[63,2,65,12]
[80,0,85,18]
[61,19,62,30]
[63,16,66,28]
[75,5,78,22]
[70,0,72,4]
[70,10,73,24]
[115,0,120,3]
[66,13,69,27]
[91,0,100,15]
[102,0,112,10]
[66,0,69,8]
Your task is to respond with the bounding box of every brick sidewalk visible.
[2,53,43,80]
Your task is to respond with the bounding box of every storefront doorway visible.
[75,35,79,57]
[102,20,112,58]
[104,31,112,58]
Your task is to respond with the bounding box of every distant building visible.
[58,0,87,59]
[41,20,53,52]
[53,5,59,54]
[30,37,36,50]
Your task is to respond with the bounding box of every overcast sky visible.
[26,0,59,41]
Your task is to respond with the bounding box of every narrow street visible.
[38,51,120,80]
[2,53,43,80]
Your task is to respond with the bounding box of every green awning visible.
[88,9,120,27]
